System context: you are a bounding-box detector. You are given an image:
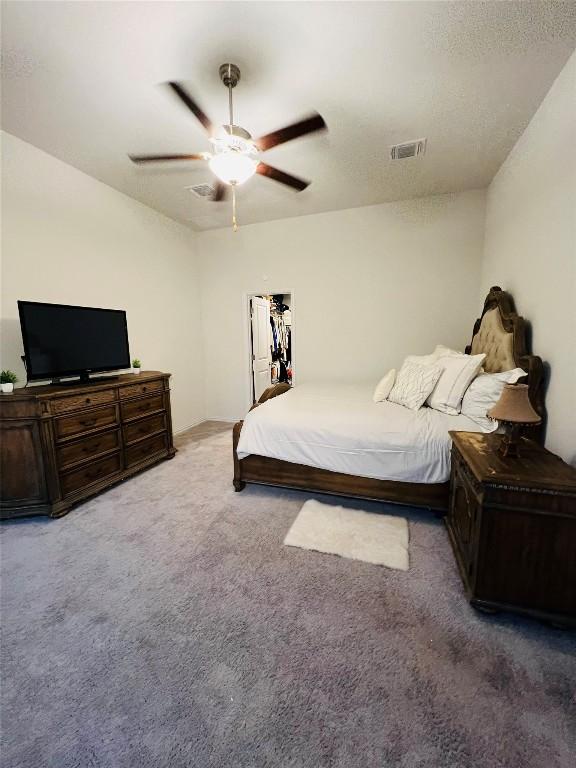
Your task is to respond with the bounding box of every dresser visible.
[447,431,576,626]
[0,371,175,520]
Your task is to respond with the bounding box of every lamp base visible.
[498,424,522,458]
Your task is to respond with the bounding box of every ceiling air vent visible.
[186,183,216,199]
[390,138,427,161]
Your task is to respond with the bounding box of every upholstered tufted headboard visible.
[466,286,545,441]
[470,307,516,373]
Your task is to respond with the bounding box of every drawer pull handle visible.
[87,466,105,480]
[143,386,147,392]
[83,442,100,453]
[80,418,97,427]
[139,426,147,434]
[140,404,150,411]
[85,398,91,404]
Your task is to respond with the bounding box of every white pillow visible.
[426,350,486,415]
[373,369,396,403]
[405,345,460,366]
[461,368,527,431]
[388,361,443,411]
[405,351,439,366]
[433,344,464,358]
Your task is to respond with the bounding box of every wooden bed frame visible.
[232,287,545,512]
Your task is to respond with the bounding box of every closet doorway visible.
[247,293,293,405]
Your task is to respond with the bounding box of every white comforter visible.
[237,383,483,484]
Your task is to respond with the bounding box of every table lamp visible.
[487,383,541,458]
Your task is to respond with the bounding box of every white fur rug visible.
[284,499,409,571]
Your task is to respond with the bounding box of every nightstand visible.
[447,431,576,627]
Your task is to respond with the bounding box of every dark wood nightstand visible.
[447,431,576,627]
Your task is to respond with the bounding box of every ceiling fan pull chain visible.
[228,83,234,126]
[232,184,238,232]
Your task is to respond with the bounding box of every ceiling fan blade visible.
[256,162,310,191]
[212,183,227,202]
[129,153,207,164]
[167,81,213,134]
[255,112,327,152]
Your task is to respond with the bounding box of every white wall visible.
[0,132,204,432]
[480,51,576,464]
[198,190,486,420]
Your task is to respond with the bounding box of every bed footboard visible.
[233,383,291,492]
[232,420,246,491]
[251,382,291,409]
[232,414,449,511]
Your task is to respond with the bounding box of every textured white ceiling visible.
[2,1,575,231]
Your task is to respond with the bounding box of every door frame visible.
[243,290,295,412]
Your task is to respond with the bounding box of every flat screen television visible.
[18,300,131,383]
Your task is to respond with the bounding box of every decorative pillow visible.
[405,345,460,366]
[405,351,440,366]
[433,344,464,358]
[373,369,396,403]
[426,350,486,415]
[387,361,443,411]
[461,368,527,431]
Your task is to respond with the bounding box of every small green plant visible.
[132,358,141,368]
[0,370,18,384]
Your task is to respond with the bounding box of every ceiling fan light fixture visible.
[209,149,258,186]
[209,128,259,186]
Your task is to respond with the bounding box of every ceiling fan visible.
[129,63,327,230]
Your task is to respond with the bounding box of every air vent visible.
[186,183,216,199]
[390,138,427,160]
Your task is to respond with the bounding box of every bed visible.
[232,287,545,511]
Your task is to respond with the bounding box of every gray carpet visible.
[1,423,575,768]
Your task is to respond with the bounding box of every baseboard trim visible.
[173,418,236,436]
[203,416,241,425]
[173,418,205,436]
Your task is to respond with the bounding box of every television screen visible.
[18,301,130,381]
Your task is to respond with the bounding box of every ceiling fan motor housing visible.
[219,63,241,89]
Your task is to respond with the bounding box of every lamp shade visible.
[487,383,541,424]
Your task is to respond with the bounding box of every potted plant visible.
[132,358,142,375]
[0,370,18,394]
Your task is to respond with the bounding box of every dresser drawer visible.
[55,405,118,441]
[123,413,166,445]
[60,452,122,497]
[125,432,168,468]
[119,379,163,400]
[51,388,116,414]
[57,428,121,470]
[121,394,164,422]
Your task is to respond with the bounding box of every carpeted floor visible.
[1,422,575,768]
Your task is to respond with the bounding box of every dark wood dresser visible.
[0,371,175,520]
[447,431,576,626]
